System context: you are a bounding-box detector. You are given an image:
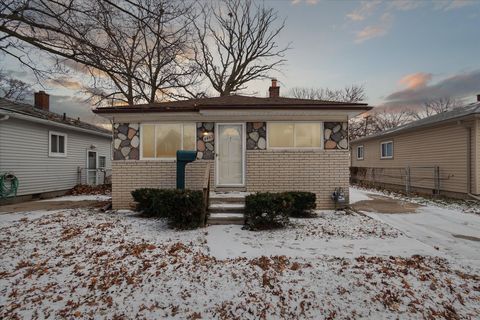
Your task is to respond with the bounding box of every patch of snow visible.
[0,210,62,225]
[351,186,480,266]
[209,191,250,198]
[41,195,111,202]
[209,203,245,208]
[209,213,244,218]
[1,207,479,319]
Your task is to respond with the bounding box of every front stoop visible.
[207,192,247,225]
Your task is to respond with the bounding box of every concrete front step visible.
[208,203,245,213]
[208,213,244,225]
[209,197,246,204]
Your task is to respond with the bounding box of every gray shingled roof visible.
[352,102,480,143]
[0,98,111,136]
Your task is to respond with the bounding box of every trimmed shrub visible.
[131,188,206,229]
[244,192,293,230]
[282,191,317,217]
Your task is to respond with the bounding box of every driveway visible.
[350,186,480,266]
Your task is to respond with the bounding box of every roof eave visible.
[351,112,479,144]
[93,104,372,114]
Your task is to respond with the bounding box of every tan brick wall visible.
[112,160,213,209]
[246,150,350,209]
[112,160,175,209]
[113,152,349,210]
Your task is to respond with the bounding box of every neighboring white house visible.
[0,92,112,202]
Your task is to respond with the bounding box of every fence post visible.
[434,166,440,197]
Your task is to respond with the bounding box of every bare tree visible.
[0,70,31,101]
[408,97,459,120]
[371,110,411,132]
[289,85,366,103]
[192,0,288,96]
[1,0,199,105]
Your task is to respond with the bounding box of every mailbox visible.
[176,150,197,189]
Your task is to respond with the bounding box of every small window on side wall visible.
[49,131,67,157]
[99,156,106,168]
[380,141,393,159]
[356,145,364,160]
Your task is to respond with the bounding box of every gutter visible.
[352,113,480,144]
[0,110,112,138]
[93,105,373,114]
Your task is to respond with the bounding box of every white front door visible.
[216,123,245,186]
[87,150,98,185]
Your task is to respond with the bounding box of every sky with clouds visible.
[2,0,480,126]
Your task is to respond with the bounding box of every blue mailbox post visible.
[176,150,197,189]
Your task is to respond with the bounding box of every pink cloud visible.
[354,13,392,43]
[398,72,433,90]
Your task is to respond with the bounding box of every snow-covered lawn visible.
[1,206,479,319]
[351,186,480,267]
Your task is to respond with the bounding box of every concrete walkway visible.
[350,187,480,266]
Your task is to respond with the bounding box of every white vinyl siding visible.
[0,118,112,196]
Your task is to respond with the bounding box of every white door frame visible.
[215,122,246,187]
[86,149,98,185]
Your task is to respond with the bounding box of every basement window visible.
[380,141,393,159]
[356,145,364,160]
[141,123,196,159]
[49,131,67,157]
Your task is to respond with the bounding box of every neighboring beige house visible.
[350,98,480,199]
[93,80,371,209]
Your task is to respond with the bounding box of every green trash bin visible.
[176,150,197,189]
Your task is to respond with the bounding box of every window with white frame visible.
[99,156,106,168]
[380,141,393,159]
[49,131,67,157]
[267,122,322,149]
[356,145,364,160]
[141,123,196,159]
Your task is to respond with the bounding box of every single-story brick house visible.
[350,97,480,199]
[93,80,371,209]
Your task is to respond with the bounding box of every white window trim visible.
[86,150,98,185]
[140,122,197,160]
[380,141,393,159]
[99,156,107,169]
[356,145,364,160]
[49,131,67,157]
[266,121,324,150]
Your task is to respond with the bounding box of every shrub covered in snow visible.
[131,188,206,229]
[244,192,292,230]
[282,191,316,217]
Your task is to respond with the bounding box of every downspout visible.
[462,123,479,200]
[466,125,472,195]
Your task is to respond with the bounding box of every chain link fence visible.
[350,166,441,196]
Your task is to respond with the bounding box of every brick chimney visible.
[268,78,280,98]
[34,91,49,111]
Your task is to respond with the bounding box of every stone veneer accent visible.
[246,122,266,150]
[324,122,348,150]
[196,122,215,160]
[111,160,213,209]
[113,123,140,160]
[246,150,349,209]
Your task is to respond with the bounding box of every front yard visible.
[0,190,479,319]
